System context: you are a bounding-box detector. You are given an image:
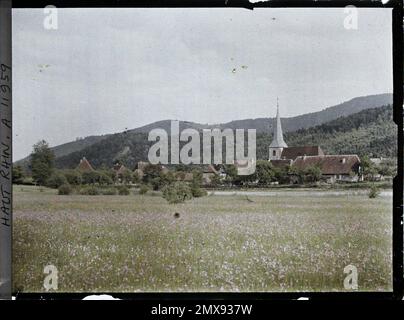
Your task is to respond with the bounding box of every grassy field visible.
[13,185,392,292]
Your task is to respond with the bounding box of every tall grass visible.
[13,186,392,293]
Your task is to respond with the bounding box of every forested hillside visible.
[53,104,395,170]
[15,93,392,169]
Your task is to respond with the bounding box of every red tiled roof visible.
[281,146,324,160]
[292,155,360,175]
[76,157,94,172]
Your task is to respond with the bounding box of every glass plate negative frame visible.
[1,0,402,300]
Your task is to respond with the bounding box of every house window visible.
[273,150,276,157]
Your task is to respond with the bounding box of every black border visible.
[9,0,403,300]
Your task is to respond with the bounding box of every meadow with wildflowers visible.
[13,185,392,292]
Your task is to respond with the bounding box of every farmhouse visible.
[268,100,362,182]
[292,155,362,183]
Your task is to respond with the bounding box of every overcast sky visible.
[12,8,392,160]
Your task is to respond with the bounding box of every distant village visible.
[70,103,393,188]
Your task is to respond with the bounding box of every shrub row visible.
[58,184,130,196]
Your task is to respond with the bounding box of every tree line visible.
[13,139,395,203]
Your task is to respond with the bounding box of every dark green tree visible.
[132,171,141,184]
[12,165,25,184]
[224,164,238,185]
[210,173,222,187]
[119,168,133,184]
[143,164,163,184]
[288,165,304,184]
[274,166,290,184]
[82,171,100,185]
[162,182,193,204]
[190,170,207,197]
[143,164,171,190]
[46,171,68,188]
[30,140,55,186]
[361,155,378,181]
[98,172,114,185]
[254,160,275,185]
[63,170,82,185]
[304,165,322,183]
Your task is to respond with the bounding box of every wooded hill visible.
[15,93,395,171]
[52,104,395,170]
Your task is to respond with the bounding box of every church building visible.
[268,100,362,183]
[269,99,324,163]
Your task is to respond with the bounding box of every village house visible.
[75,100,365,185]
[292,155,362,183]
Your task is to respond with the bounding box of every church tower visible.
[269,98,288,160]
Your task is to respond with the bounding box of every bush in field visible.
[191,186,207,198]
[46,172,68,189]
[63,170,82,185]
[132,171,141,184]
[368,185,381,199]
[162,182,193,204]
[58,183,72,195]
[139,184,149,195]
[100,187,117,195]
[117,185,130,195]
[80,186,100,195]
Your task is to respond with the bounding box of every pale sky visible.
[12,8,393,160]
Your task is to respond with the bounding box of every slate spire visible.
[269,97,288,148]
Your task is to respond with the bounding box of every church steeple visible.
[269,98,288,148]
